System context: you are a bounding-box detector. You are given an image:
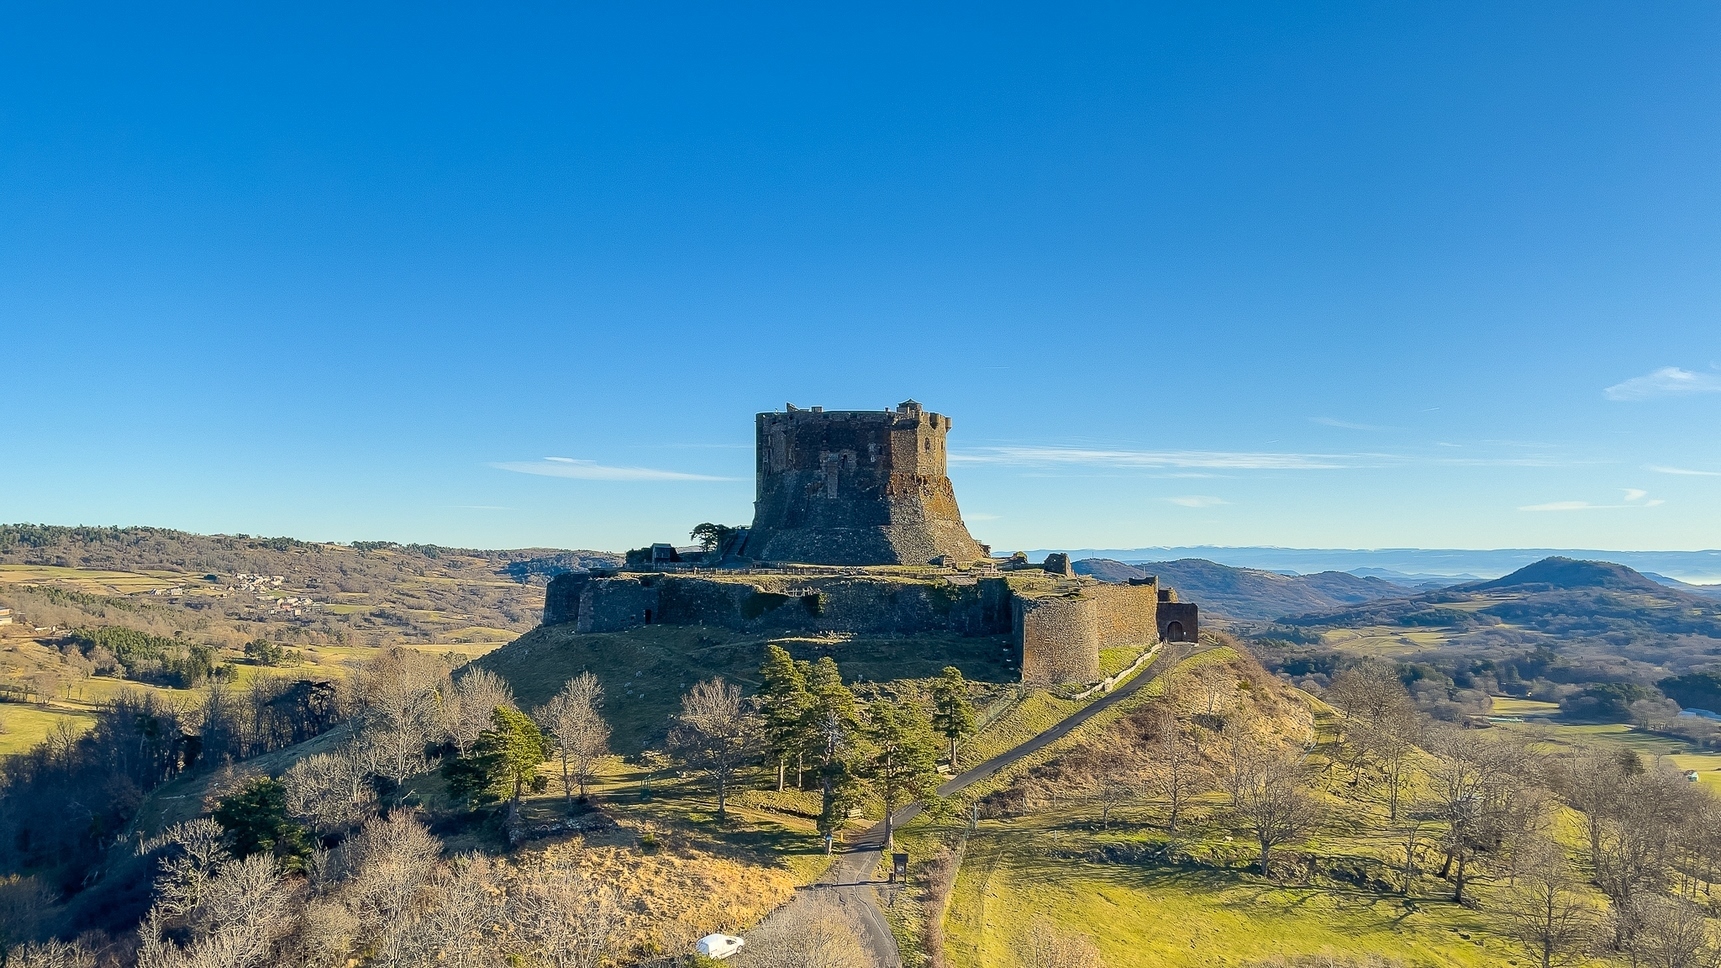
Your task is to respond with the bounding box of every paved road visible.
[757,646,1177,967]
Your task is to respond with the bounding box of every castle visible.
[541,401,1198,685]
[739,401,986,565]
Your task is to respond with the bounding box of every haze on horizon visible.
[3,4,1718,553]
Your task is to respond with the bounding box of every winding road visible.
[757,645,1175,967]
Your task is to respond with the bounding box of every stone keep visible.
[739,400,988,566]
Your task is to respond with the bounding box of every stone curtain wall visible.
[542,569,1189,686]
[543,572,1015,638]
[1014,596,1101,685]
[1086,583,1159,649]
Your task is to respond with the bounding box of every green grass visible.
[1097,645,1149,678]
[1317,626,1455,656]
[1482,696,1721,787]
[0,701,96,753]
[479,624,1019,752]
[943,824,1514,968]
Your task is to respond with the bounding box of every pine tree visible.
[757,645,812,792]
[862,700,940,851]
[805,657,860,852]
[929,665,977,769]
[441,705,550,818]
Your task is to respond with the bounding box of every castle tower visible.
[740,400,988,566]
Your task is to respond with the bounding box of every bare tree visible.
[1079,749,1151,830]
[670,678,759,819]
[1221,732,1321,875]
[445,668,515,755]
[509,857,620,968]
[1182,663,1238,721]
[733,894,871,968]
[288,898,359,968]
[1326,662,1422,820]
[1503,837,1595,968]
[536,673,612,808]
[405,853,507,968]
[1425,728,1531,904]
[339,812,443,963]
[353,648,448,788]
[137,853,292,968]
[138,819,231,920]
[1547,748,1633,873]
[1606,769,1692,914]
[282,742,377,835]
[1629,895,1721,968]
[1144,703,1202,835]
[6,938,101,968]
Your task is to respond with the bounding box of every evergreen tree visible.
[861,700,941,851]
[757,645,813,792]
[440,705,550,816]
[804,657,861,853]
[212,776,311,866]
[929,665,977,769]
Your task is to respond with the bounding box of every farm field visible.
[1316,625,1454,656]
[0,627,505,756]
[1487,696,1721,787]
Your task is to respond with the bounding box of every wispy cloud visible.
[1604,366,1721,401]
[1650,465,1721,477]
[1312,417,1390,431]
[443,505,515,511]
[950,446,1360,470]
[951,445,1575,472]
[1520,489,1665,512]
[491,457,736,482]
[1165,496,1228,508]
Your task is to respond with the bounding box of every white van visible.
[696,934,746,960]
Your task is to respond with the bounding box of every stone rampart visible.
[543,571,1014,638]
[542,564,1192,687]
[1014,595,1101,685]
[1086,581,1159,649]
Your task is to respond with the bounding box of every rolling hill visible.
[1274,556,1721,676]
[1075,557,1416,621]
[0,523,619,648]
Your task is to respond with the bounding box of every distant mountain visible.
[1074,557,1416,621]
[1465,556,1667,594]
[1278,556,1721,671]
[1346,567,1480,589]
[1036,546,1721,585]
[1645,573,1721,601]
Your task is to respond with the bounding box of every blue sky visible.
[3,3,1719,554]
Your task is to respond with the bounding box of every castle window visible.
[644,609,653,624]
[924,439,932,452]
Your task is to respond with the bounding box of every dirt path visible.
[753,645,1181,967]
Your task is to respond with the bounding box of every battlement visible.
[741,400,985,566]
[538,399,1199,686]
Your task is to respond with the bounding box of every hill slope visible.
[475,624,1021,751]
[1466,555,1667,594]
[1277,556,1721,675]
[1075,557,1414,621]
[0,523,619,648]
